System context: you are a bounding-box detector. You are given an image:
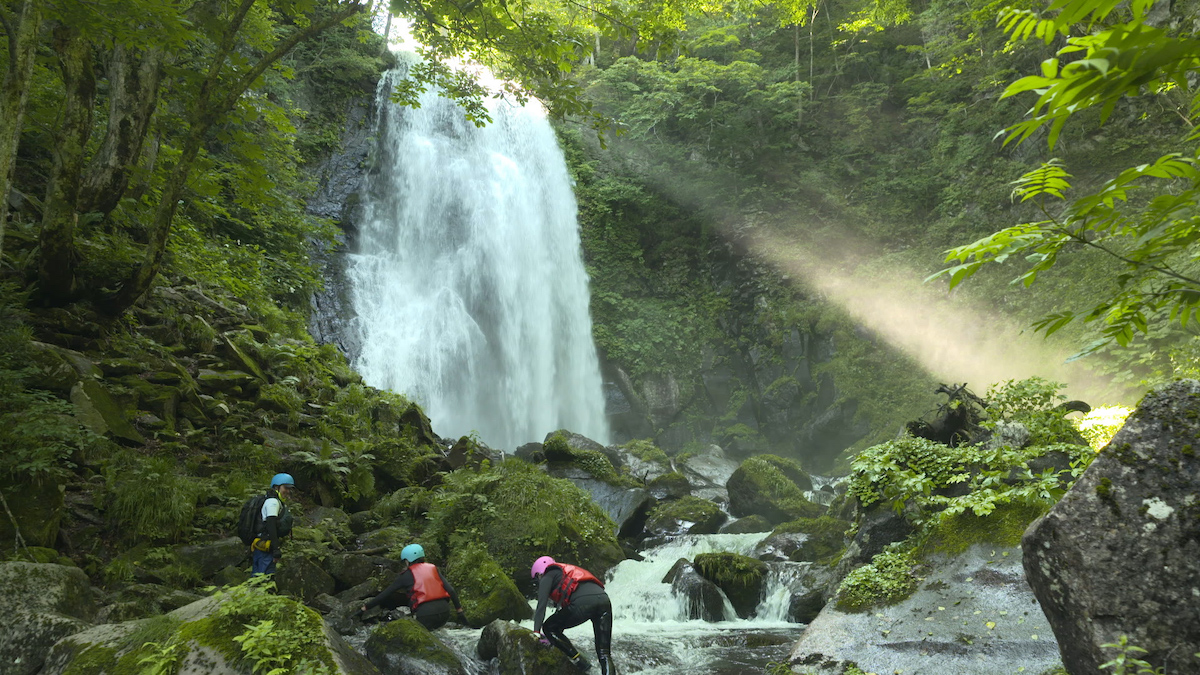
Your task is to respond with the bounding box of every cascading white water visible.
[348,68,610,449]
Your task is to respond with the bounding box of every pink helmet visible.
[531,556,555,578]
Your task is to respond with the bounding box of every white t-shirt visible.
[261,497,282,521]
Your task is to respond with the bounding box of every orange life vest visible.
[548,563,603,607]
[408,562,450,609]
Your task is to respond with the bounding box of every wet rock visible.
[726,455,820,525]
[0,562,97,675]
[27,341,99,392]
[42,594,378,674]
[477,619,577,674]
[788,544,1060,675]
[762,516,849,564]
[845,503,914,566]
[753,531,808,562]
[646,471,691,500]
[644,496,728,538]
[662,558,726,621]
[363,618,465,674]
[174,536,246,580]
[195,368,256,393]
[325,553,403,590]
[720,515,773,534]
[276,555,336,603]
[679,444,739,498]
[71,379,146,445]
[694,552,767,619]
[445,543,533,625]
[1023,380,1200,675]
[764,561,835,623]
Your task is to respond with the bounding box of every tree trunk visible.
[0,0,43,262]
[38,24,95,305]
[103,0,371,317]
[78,44,163,217]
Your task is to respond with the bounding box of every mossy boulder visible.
[662,558,726,621]
[173,537,247,580]
[768,516,850,564]
[71,379,145,445]
[693,552,767,619]
[43,587,378,675]
[726,455,821,525]
[477,619,578,675]
[276,555,336,603]
[543,431,620,483]
[362,618,464,675]
[719,515,773,534]
[445,541,533,625]
[325,553,404,590]
[426,460,624,587]
[0,562,97,675]
[27,341,98,393]
[646,471,691,499]
[645,496,727,537]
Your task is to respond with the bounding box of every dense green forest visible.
[1,0,1199,671]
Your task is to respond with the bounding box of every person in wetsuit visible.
[360,543,466,630]
[531,555,614,675]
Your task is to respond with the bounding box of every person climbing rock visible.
[359,543,467,630]
[531,555,614,675]
[248,473,295,576]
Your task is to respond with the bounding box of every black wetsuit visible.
[533,566,614,675]
[364,564,463,630]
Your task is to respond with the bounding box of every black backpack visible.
[237,494,268,546]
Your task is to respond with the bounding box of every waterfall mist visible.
[347,69,610,450]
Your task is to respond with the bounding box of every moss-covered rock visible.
[425,460,624,587]
[0,562,98,675]
[362,618,464,675]
[543,432,620,483]
[647,471,691,499]
[477,619,578,675]
[276,555,336,603]
[173,537,247,581]
[445,541,533,625]
[693,552,767,619]
[719,514,772,534]
[645,496,727,536]
[71,379,145,445]
[772,516,850,563]
[726,455,820,524]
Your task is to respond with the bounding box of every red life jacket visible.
[408,562,450,610]
[548,563,603,607]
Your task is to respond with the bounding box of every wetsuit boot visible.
[546,632,590,671]
[597,652,612,675]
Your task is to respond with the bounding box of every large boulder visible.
[173,537,247,580]
[1022,380,1200,675]
[42,591,378,675]
[762,561,836,624]
[693,552,767,619]
[0,562,97,675]
[324,553,405,590]
[276,555,336,603]
[477,619,578,675]
[757,516,849,564]
[445,542,533,625]
[662,558,726,621]
[362,618,465,675]
[644,496,728,539]
[678,444,739,503]
[726,455,821,525]
[789,544,1060,674]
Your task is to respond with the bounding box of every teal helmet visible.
[400,543,425,563]
[271,473,295,488]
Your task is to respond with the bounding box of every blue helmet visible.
[400,543,425,563]
[271,473,295,488]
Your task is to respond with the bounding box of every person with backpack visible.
[358,543,467,630]
[239,473,295,576]
[530,556,613,675]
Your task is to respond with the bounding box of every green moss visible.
[364,618,463,670]
[693,551,768,617]
[445,539,533,623]
[646,496,726,533]
[920,502,1047,557]
[545,432,621,483]
[730,455,821,521]
[647,471,691,497]
[623,439,670,465]
[425,459,623,579]
[773,516,850,563]
[835,543,919,611]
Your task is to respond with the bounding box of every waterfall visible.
[347,68,610,450]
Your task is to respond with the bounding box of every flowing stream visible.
[433,532,806,675]
[347,67,609,450]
